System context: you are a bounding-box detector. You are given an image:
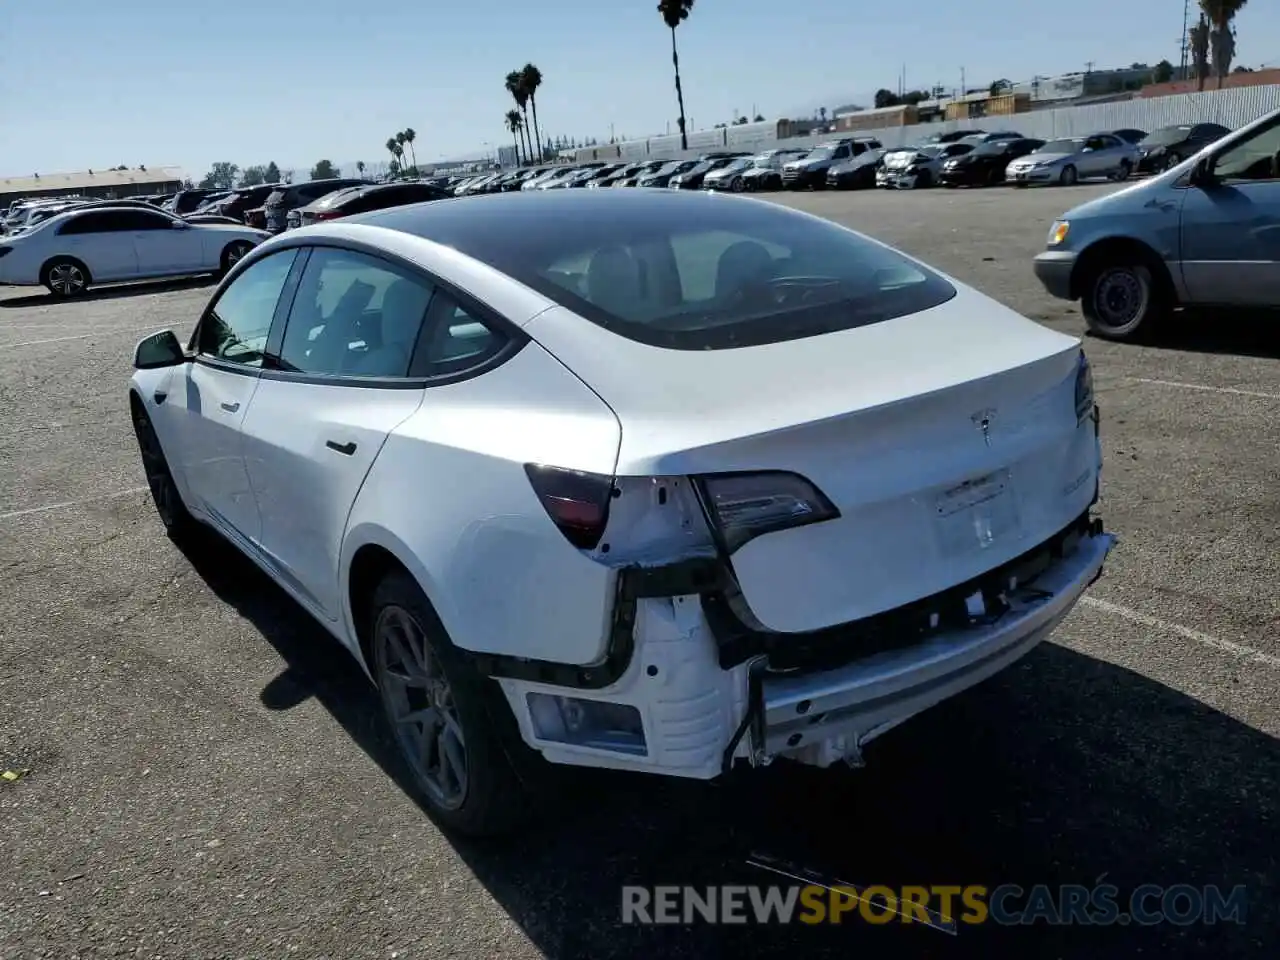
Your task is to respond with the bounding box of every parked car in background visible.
[609,159,671,188]
[878,142,975,189]
[702,156,758,192]
[826,146,886,190]
[540,163,610,189]
[959,132,1024,144]
[1134,123,1231,174]
[163,189,221,216]
[925,129,985,144]
[1111,128,1148,145]
[289,180,453,228]
[782,140,861,189]
[637,159,699,189]
[1034,106,1280,341]
[264,178,370,232]
[213,184,282,223]
[1005,134,1141,186]
[590,162,645,188]
[939,137,1045,187]
[128,188,1112,838]
[0,204,268,296]
[519,169,568,191]
[190,192,233,214]
[669,154,750,190]
[735,149,808,192]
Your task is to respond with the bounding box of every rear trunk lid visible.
[524,283,1096,633]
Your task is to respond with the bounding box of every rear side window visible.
[277,247,433,378]
[397,196,954,350]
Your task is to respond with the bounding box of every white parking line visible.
[1128,377,1280,401]
[0,486,148,522]
[1081,595,1280,668]
[0,325,166,351]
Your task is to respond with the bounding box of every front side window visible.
[277,247,433,378]
[462,200,955,350]
[1212,122,1280,182]
[196,249,298,367]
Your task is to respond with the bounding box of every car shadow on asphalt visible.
[0,276,216,308]
[177,530,1278,960]
[1093,308,1280,360]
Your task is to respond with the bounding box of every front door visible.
[240,245,435,619]
[55,210,139,281]
[1179,116,1280,307]
[126,208,206,274]
[164,247,300,544]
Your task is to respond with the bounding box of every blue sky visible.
[4,0,1279,180]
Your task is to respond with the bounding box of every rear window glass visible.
[372,194,955,350]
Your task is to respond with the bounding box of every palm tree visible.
[403,128,418,169]
[1199,0,1247,87]
[357,160,366,178]
[520,64,544,163]
[395,131,407,168]
[1189,14,1211,91]
[505,70,535,164]
[392,144,404,174]
[505,110,525,164]
[657,0,695,151]
[385,137,399,169]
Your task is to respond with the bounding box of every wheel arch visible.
[40,254,92,285]
[1071,236,1178,303]
[343,526,457,678]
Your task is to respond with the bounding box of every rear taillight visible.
[695,471,839,554]
[524,464,615,550]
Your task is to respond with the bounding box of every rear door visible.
[55,210,139,280]
[239,246,435,620]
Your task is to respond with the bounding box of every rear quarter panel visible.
[341,340,624,665]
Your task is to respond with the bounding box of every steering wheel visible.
[724,274,843,310]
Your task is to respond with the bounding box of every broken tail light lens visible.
[695,471,839,554]
[524,463,615,550]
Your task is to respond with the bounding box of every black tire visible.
[915,170,933,189]
[131,396,199,543]
[1163,152,1182,172]
[1060,165,1079,187]
[219,240,253,277]
[41,257,91,298]
[1114,160,1132,181]
[730,176,745,193]
[369,570,535,838]
[1080,256,1169,342]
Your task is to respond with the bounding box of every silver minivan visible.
[1033,109,1277,340]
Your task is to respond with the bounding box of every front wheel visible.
[730,176,744,193]
[1113,160,1132,181]
[1081,260,1166,341]
[370,571,534,837]
[1059,165,1079,187]
[219,240,253,277]
[1163,153,1183,172]
[132,399,199,542]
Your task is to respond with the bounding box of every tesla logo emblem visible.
[971,409,996,446]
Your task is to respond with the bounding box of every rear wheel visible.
[41,258,90,298]
[370,571,534,838]
[1080,257,1168,341]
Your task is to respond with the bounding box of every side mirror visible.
[171,219,190,229]
[134,330,187,369]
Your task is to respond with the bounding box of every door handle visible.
[220,401,240,412]
[326,440,357,456]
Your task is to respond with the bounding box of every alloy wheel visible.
[226,242,251,267]
[48,263,86,296]
[375,606,468,811]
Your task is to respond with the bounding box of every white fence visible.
[571,84,1280,163]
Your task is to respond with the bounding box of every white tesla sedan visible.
[0,204,268,297]
[128,190,1114,836]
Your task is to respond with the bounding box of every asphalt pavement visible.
[0,183,1276,959]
